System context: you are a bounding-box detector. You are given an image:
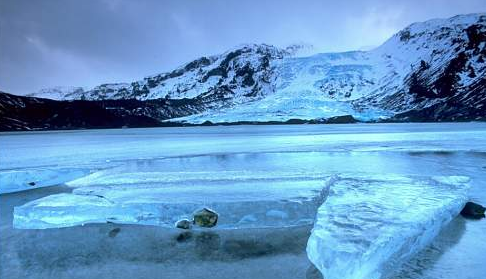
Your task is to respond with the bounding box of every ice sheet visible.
[13,175,335,229]
[66,170,333,187]
[0,168,90,194]
[2,123,486,173]
[306,174,470,279]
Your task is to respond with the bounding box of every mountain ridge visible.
[2,13,486,130]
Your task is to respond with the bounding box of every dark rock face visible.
[391,72,486,122]
[368,14,486,122]
[0,91,216,131]
[193,208,218,228]
[325,115,358,124]
[461,202,486,219]
[0,92,158,131]
[399,29,412,42]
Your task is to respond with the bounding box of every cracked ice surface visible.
[13,173,335,229]
[0,168,91,194]
[306,174,470,279]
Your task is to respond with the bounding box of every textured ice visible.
[306,174,470,279]
[2,123,486,173]
[0,168,90,194]
[13,173,335,229]
[66,170,332,187]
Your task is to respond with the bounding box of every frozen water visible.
[66,169,333,187]
[307,174,470,279]
[1,123,486,279]
[0,168,90,194]
[13,174,334,229]
[1,123,486,173]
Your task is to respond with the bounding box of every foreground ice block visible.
[307,174,470,279]
[14,175,335,229]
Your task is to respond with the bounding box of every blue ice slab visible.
[13,175,335,229]
[307,174,470,279]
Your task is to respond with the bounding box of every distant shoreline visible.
[1,117,485,133]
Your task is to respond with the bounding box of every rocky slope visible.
[4,13,486,130]
[28,44,294,103]
[0,92,203,131]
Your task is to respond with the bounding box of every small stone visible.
[193,208,218,228]
[28,182,36,186]
[175,219,192,230]
[461,201,485,219]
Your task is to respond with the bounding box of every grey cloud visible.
[1,0,485,94]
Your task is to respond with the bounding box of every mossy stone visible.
[193,208,218,228]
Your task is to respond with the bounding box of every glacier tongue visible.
[306,174,470,279]
[13,172,335,229]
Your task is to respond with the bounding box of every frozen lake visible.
[1,123,486,279]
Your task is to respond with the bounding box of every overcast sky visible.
[1,0,485,94]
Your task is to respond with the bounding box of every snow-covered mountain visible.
[7,13,486,128]
[26,86,88,100]
[30,44,297,102]
[174,13,486,123]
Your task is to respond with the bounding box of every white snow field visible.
[1,123,486,279]
[307,174,470,279]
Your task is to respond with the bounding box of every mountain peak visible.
[21,13,486,125]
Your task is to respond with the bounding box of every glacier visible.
[307,174,470,279]
[21,13,486,125]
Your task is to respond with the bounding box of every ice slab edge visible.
[0,168,91,194]
[306,175,470,279]
[13,177,336,229]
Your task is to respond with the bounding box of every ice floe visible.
[11,171,471,279]
[306,174,470,279]
[13,176,335,229]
